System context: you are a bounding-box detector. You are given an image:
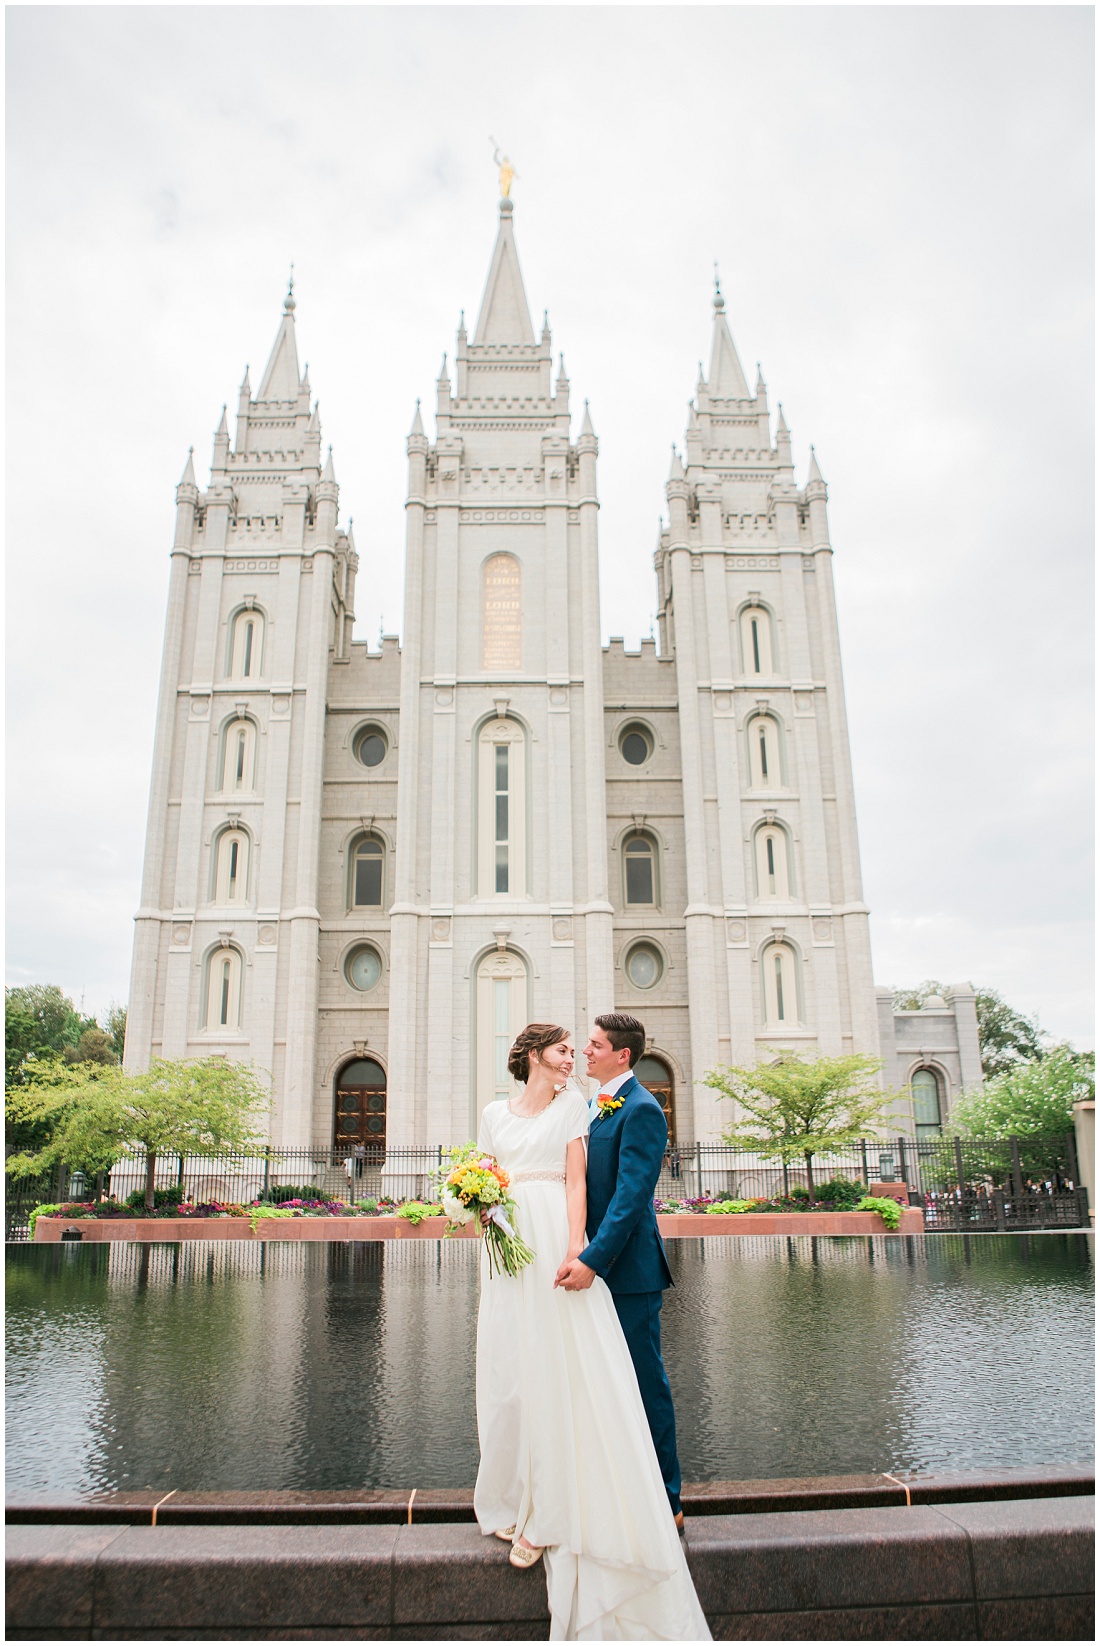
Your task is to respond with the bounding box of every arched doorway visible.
[635,1054,675,1148]
[333,1057,387,1162]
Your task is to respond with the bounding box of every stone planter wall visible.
[33,1209,922,1242]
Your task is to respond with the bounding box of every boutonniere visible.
[596,1093,625,1118]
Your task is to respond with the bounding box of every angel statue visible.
[490,138,518,198]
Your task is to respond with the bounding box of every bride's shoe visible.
[508,1540,544,1569]
[494,1525,516,1541]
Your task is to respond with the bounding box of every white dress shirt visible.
[589,1067,633,1119]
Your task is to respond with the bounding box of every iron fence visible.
[5,1133,1089,1241]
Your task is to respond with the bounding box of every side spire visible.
[807,444,825,485]
[257,277,301,401]
[707,276,750,399]
[473,196,535,345]
[178,446,196,488]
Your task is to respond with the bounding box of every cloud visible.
[6,6,1093,1047]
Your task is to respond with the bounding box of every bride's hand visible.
[480,1208,491,1227]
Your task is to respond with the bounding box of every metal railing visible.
[5,1133,1089,1241]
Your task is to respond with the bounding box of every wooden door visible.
[334,1058,387,1161]
[635,1055,675,1148]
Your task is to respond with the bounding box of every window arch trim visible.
[619,828,661,908]
[473,713,530,900]
[744,709,788,789]
[751,818,795,899]
[210,823,253,906]
[217,713,260,793]
[202,942,245,1032]
[734,599,779,678]
[346,830,388,911]
[226,603,268,681]
[758,938,804,1028]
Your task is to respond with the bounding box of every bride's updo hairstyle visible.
[507,1022,570,1084]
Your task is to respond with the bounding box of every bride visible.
[473,1022,711,1642]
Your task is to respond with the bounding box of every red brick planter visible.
[33,1209,921,1242]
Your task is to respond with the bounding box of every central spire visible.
[257,277,302,402]
[706,276,750,400]
[473,197,535,346]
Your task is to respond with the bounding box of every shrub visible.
[261,1183,325,1203]
[125,1185,186,1211]
[396,1200,444,1225]
[815,1175,866,1210]
[855,1195,902,1230]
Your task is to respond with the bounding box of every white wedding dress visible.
[474,1088,711,1642]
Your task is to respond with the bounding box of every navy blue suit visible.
[579,1074,681,1514]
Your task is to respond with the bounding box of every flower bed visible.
[31,1196,922,1241]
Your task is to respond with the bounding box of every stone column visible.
[126,473,196,1070]
[279,473,337,1146]
[575,415,613,1038]
[385,423,429,1179]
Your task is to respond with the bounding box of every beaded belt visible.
[512,1170,566,1184]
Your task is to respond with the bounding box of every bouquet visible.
[440,1142,535,1277]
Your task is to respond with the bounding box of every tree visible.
[63,1028,118,1067]
[103,1003,127,1062]
[5,984,95,1087]
[704,1053,901,1202]
[973,989,1047,1079]
[949,1044,1094,1141]
[6,1057,271,1208]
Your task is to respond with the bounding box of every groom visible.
[554,1012,683,1529]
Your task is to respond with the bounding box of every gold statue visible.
[490,138,518,198]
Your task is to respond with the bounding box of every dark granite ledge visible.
[6,1497,1093,1641]
[7,1464,1092,1526]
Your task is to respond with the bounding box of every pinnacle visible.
[580,399,596,438]
[409,399,425,437]
[473,195,535,345]
[668,443,685,481]
[257,283,301,402]
[777,402,790,435]
[707,286,750,400]
[215,406,228,437]
[179,446,197,487]
[807,444,825,484]
[321,445,336,483]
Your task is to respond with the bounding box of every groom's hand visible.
[554,1257,596,1291]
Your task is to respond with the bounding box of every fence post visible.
[993,1189,1007,1232]
[694,1140,702,1200]
[1010,1137,1025,1202]
[262,1148,271,1201]
[954,1137,966,1204]
[897,1135,909,1192]
[860,1139,870,1188]
[1065,1129,1081,1191]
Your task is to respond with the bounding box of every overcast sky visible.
[6,5,1094,1050]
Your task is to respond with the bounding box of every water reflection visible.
[6,1234,1092,1501]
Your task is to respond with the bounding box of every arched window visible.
[350,836,385,909]
[482,553,521,671]
[477,717,526,898]
[636,1054,675,1147]
[762,943,799,1026]
[205,946,242,1031]
[214,828,250,904]
[747,715,783,789]
[220,718,257,793]
[754,824,791,899]
[911,1069,943,1140]
[475,949,528,1124]
[230,608,264,679]
[334,1057,387,1157]
[740,605,774,676]
[623,832,658,906]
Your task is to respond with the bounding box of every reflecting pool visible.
[6,1233,1093,1501]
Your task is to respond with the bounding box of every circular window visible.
[344,945,382,991]
[625,942,663,990]
[619,724,653,766]
[354,727,387,768]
